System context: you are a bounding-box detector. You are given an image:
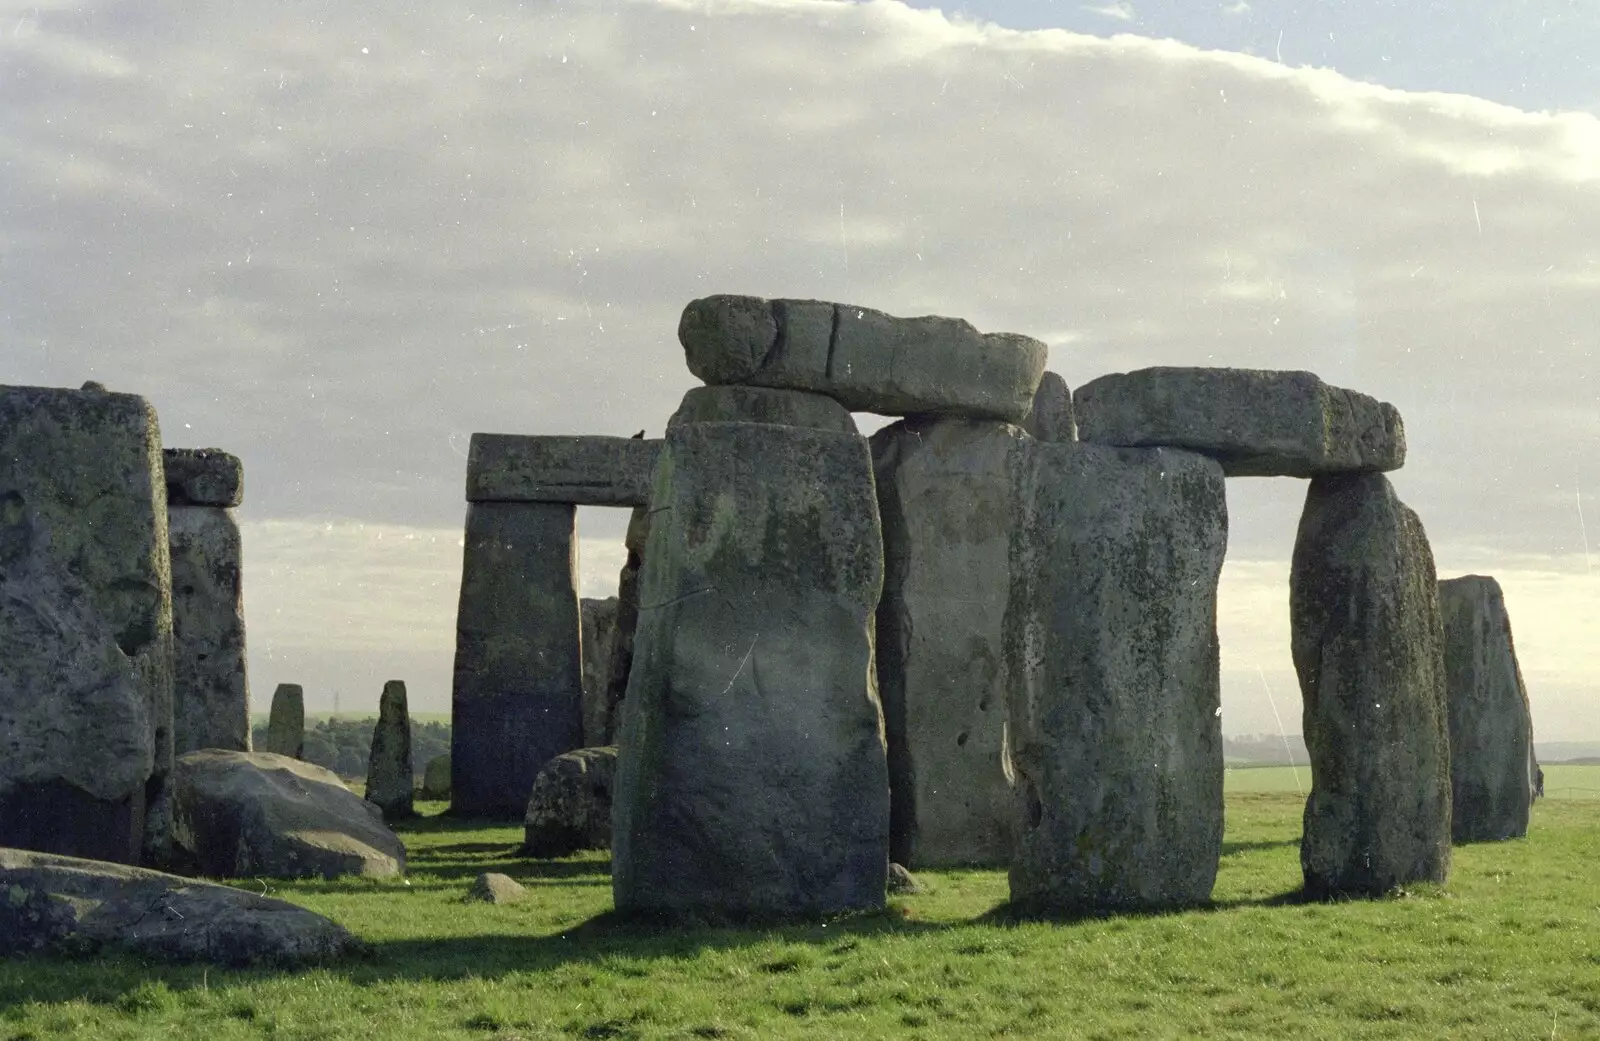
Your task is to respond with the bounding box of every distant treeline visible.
[250,718,451,780]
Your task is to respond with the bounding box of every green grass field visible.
[4,782,1597,1040]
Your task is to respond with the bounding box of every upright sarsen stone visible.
[1021,372,1075,443]
[872,418,1023,869]
[451,502,582,818]
[365,680,414,821]
[613,422,889,920]
[1438,575,1533,843]
[1005,443,1228,914]
[1292,474,1451,897]
[579,597,621,749]
[264,684,304,759]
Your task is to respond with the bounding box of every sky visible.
[2,0,1596,737]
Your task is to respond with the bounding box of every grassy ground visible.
[1227,763,1600,798]
[3,787,1596,1040]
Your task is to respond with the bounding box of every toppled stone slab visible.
[1074,368,1405,477]
[169,504,250,754]
[523,746,618,857]
[1021,372,1075,442]
[872,418,1024,869]
[0,847,362,965]
[613,421,890,921]
[162,448,243,508]
[264,683,305,758]
[466,434,661,507]
[1292,473,1451,897]
[667,385,857,432]
[464,871,526,904]
[679,295,1048,422]
[1439,575,1534,843]
[168,750,406,880]
[365,680,414,821]
[580,598,621,749]
[1006,442,1228,915]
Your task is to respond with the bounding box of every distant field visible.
[1227,763,1600,799]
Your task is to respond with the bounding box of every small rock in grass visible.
[887,863,922,895]
[465,872,526,904]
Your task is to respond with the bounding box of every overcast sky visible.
[3,0,1596,738]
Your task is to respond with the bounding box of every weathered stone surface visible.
[1006,442,1228,914]
[580,598,620,749]
[0,384,173,864]
[420,754,451,800]
[1292,473,1451,897]
[594,506,651,748]
[168,750,406,880]
[264,683,305,758]
[162,448,243,508]
[452,502,583,818]
[667,385,857,432]
[613,421,890,920]
[887,863,922,895]
[523,746,618,857]
[1021,371,1075,442]
[466,434,661,507]
[169,505,250,754]
[1075,367,1405,477]
[1438,575,1533,843]
[0,847,362,965]
[365,680,414,821]
[679,295,1048,422]
[872,418,1024,869]
[464,871,526,904]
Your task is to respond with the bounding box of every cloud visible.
[1082,2,1135,21]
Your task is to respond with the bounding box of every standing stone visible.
[1006,442,1228,914]
[1438,575,1533,842]
[1292,473,1451,897]
[365,680,414,821]
[1021,372,1075,442]
[872,418,1024,868]
[0,384,173,865]
[580,598,621,749]
[523,746,618,857]
[451,502,582,818]
[165,448,250,754]
[420,754,452,800]
[613,421,889,921]
[264,684,305,759]
[597,505,651,747]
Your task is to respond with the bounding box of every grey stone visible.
[464,871,526,904]
[0,384,173,864]
[1292,473,1451,897]
[872,418,1024,869]
[1021,371,1075,442]
[667,385,857,432]
[419,754,451,800]
[466,434,661,507]
[613,421,890,921]
[365,680,414,821]
[1438,575,1533,843]
[168,749,406,880]
[523,746,618,857]
[162,448,243,508]
[264,683,305,758]
[0,846,362,965]
[1006,442,1228,914]
[580,598,621,749]
[679,295,1048,422]
[451,502,583,818]
[887,862,922,895]
[169,505,250,754]
[590,507,651,749]
[1074,367,1405,477]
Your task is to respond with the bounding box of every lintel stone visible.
[163,448,243,508]
[466,434,661,507]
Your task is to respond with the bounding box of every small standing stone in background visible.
[523,746,618,857]
[419,754,451,800]
[264,683,305,759]
[365,680,414,821]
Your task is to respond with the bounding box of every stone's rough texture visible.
[871,418,1024,869]
[667,384,858,432]
[0,384,173,863]
[0,505,154,864]
[0,847,362,965]
[420,754,451,800]
[1438,576,1534,843]
[162,448,243,508]
[365,681,414,821]
[466,434,661,507]
[597,505,652,747]
[264,683,305,758]
[452,502,583,818]
[1006,443,1228,914]
[169,506,250,754]
[168,750,406,880]
[613,422,890,921]
[464,871,526,904]
[1291,474,1451,897]
[887,863,922,895]
[1021,371,1075,443]
[580,598,621,748]
[523,746,618,857]
[679,295,1048,422]
[1074,368,1405,477]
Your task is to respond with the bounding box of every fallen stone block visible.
[523,746,618,857]
[466,434,661,507]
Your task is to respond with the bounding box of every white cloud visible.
[1082,2,1135,21]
